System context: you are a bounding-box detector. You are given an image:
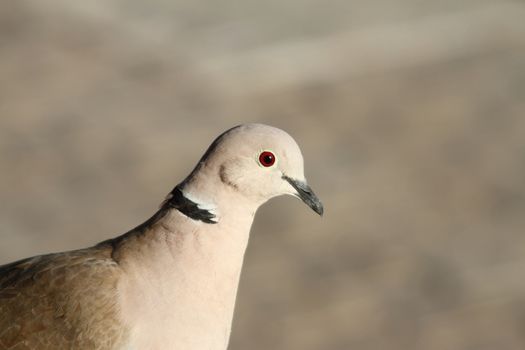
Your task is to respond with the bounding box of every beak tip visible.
[282,175,324,218]
[314,203,324,217]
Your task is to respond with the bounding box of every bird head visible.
[183,124,323,217]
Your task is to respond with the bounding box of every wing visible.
[0,245,128,349]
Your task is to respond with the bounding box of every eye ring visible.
[258,151,276,167]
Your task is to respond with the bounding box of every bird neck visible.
[113,185,258,349]
[176,165,263,224]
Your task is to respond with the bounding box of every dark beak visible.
[283,175,324,216]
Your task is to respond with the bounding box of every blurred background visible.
[1,0,525,349]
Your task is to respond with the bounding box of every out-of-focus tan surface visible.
[1,1,525,349]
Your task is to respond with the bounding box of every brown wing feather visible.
[0,245,128,350]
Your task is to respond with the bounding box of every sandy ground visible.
[1,1,525,349]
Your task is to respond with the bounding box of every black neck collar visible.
[163,186,217,224]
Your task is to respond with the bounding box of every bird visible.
[0,123,323,350]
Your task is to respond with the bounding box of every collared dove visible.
[0,123,323,350]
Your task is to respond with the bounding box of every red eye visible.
[259,151,276,167]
